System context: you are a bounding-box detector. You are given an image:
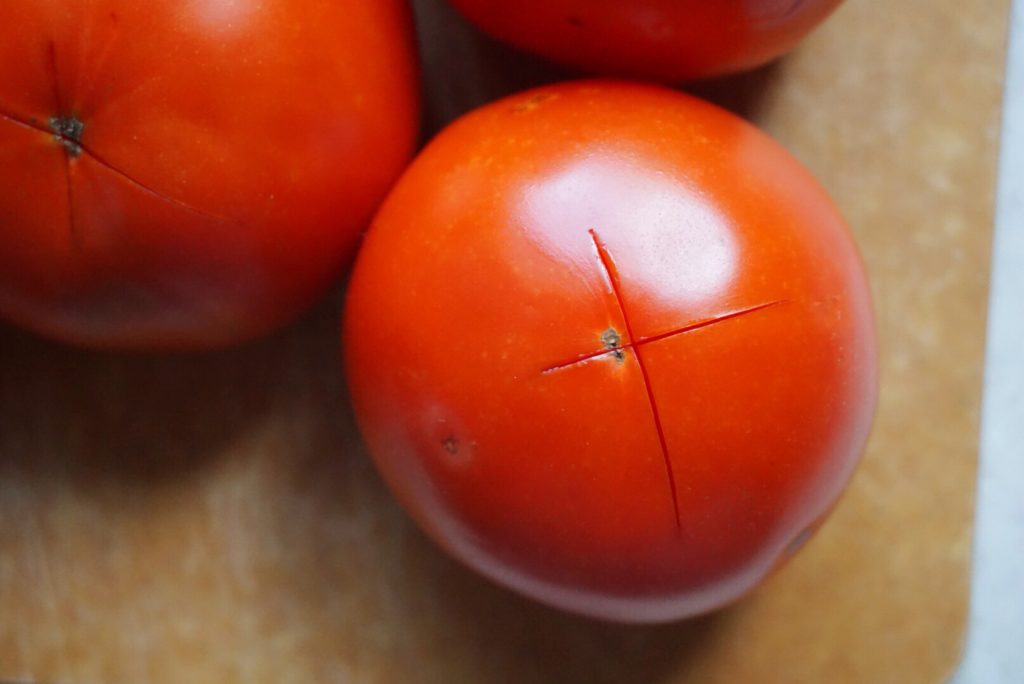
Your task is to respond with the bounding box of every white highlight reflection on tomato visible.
[519,153,739,307]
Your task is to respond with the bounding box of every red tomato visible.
[345,81,877,622]
[447,0,843,82]
[0,0,418,348]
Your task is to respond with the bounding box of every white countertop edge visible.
[949,0,1024,681]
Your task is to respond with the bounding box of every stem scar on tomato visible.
[49,116,85,157]
[601,328,626,361]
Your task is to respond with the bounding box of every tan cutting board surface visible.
[0,0,1009,682]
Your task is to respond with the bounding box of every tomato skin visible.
[0,0,419,348]
[344,81,876,622]
[447,0,843,82]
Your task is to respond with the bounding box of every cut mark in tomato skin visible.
[537,228,790,532]
[0,95,234,247]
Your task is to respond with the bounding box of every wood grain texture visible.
[0,0,1009,682]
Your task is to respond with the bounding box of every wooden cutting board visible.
[0,0,1009,681]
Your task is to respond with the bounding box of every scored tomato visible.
[0,0,419,348]
[344,81,877,622]
[448,0,844,82]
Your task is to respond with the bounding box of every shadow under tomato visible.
[685,60,785,123]
[0,291,364,682]
[0,290,347,493]
[405,529,733,684]
[414,0,577,137]
[413,0,786,137]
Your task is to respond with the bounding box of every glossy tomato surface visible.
[344,81,876,622]
[448,0,843,82]
[0,0,418,348]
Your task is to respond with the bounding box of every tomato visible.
[344,81,876,622]
[0,0,419,348]
[447,0,844,82]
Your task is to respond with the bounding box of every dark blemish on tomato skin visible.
[566,15,585,28]
[442,436,459,455]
